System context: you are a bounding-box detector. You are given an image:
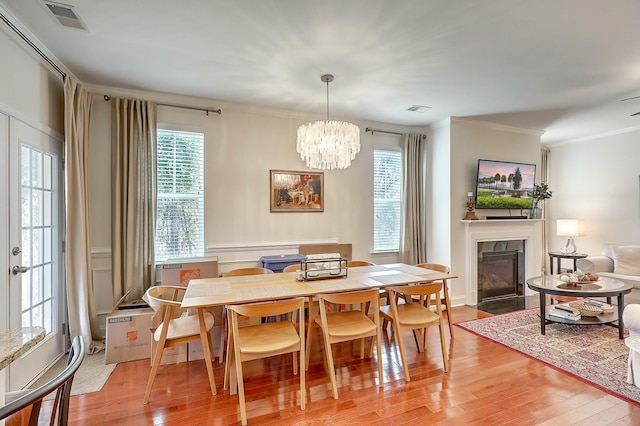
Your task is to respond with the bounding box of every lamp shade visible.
[556,219,585,237]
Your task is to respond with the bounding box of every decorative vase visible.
[530,204,542,219]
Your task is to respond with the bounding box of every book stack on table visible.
[549,304,581,321]
[584,298,614,313]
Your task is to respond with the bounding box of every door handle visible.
[12,265,29,275]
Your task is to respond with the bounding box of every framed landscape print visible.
[270,170,324,212]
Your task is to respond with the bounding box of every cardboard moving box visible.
[105,291,154,365]
[161,256,219,287]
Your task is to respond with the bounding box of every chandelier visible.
[296,74,360,170]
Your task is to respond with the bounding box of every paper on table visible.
[306,280,365,292]
[234,285,293,301]
[185,281,232,297]
[370,272,424,285]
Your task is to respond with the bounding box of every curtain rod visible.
[103,95,221,116]
[0,11,66,79]
[365,127,426,139]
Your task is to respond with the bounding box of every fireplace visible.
[477,241,524,302]
[462,219,543,306]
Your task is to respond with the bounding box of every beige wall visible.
[447,118,544,305]
[87,89,411,283]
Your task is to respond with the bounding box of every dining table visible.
[181,263,456,309]
[180,262,457,395]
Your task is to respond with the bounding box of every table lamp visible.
[557,219,585,254]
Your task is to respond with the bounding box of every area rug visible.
[456,308,640,405]
[32,351,115,399]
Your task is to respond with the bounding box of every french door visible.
[7,117,65,390]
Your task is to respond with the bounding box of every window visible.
[373,150,402,252]
[155,129,205,260]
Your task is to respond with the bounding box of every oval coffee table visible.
[526,275,632,339]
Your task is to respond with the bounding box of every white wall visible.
[547,128,640,258]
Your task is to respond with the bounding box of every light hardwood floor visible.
[66,306,640,425]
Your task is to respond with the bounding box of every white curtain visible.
[400,133,428,264]
[111,98,157,302]
[64,76,103,354]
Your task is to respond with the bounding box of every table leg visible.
[539,292,546,335]
[557,258,561,274]
[618,293,625,339]
[549,256,554,275]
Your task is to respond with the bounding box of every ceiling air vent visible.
[407,105,431,113]
[43,1,89,31]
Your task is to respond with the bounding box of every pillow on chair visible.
[611,245,640,275]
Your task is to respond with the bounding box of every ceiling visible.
[1,0,639,143]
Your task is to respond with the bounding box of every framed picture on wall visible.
[270,170,324,212]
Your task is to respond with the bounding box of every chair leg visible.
[438,319,449,372]
[233,341,248,426]
[443,283,454,337]
[143,338,166,404]
[321,334,339,399]
[394,321,411,382]
[374,320,383,389]
[198,309,217,396]
[224,321,235,390]
[305,297,316,370]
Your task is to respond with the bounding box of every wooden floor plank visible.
[64,306,640,425]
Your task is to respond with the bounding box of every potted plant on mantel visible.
[531,182,552,219]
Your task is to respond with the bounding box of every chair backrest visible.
[228,297,305,319]
[224,267,274,277]
[387,282,443,300]
[0,336,85,426]
[282,264,300,273]
[316,288,379,307]
[145,285,188,321]
[347,261,375,267]
[415,263,450,274]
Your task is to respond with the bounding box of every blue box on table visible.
[260,254,307,273]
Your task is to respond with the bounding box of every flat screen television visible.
[474,159,536,209]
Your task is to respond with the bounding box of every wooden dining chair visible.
[220,266,277,368]
[309,289,383,399]
[416,263,454,337]
[346,260,375,267]
[381,282,449,381]
[143,285,217,404]
[282,264,300,272]
[223,267,274,277]
[226,297,306,425]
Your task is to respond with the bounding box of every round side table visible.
[548,251,587,275]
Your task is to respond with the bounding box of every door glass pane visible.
[43,192,52,227]
[31,265,42,305]
[43,154,52,190]
[21,146,30,186]
[32,227,42,266]
[43,227,51,263]
[20,145,57,336]
[32,187,42,227]
[21,188,30,227]
[31,150,41,188]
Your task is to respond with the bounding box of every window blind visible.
[373,150,402,252]
[155,129,205,260]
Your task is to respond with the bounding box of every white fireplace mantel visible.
[461,219,544,305]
